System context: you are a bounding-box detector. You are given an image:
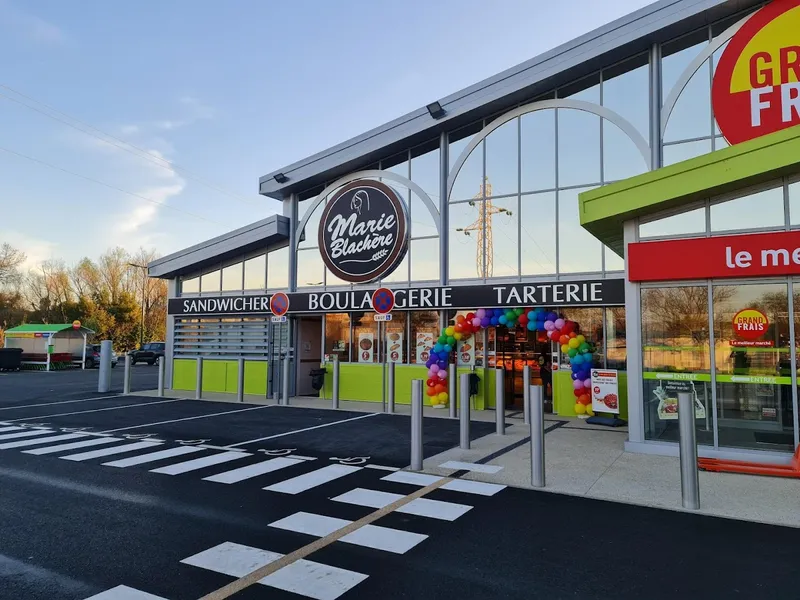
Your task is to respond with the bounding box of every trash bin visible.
[0,348,23,371]
[309,368,327,392]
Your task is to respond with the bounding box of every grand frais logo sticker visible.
[712,0,800,145]
[318,180,409,284]
[732,308,769,340]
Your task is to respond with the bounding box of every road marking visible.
[0,394,123,412]
[204,457,304,484]
[0,426,25,433]
[61,441,163,462]
[0,429,54,441]
[83,584,168,599]
[150,451,250,475]
[442,479,506,496]
[6,399,180,422]
[269,512,427,554]
[24,436,122,455]
[333,488,472,521]
[382,471,443,486]
[439,460,504,474]
[103,445,206,467]
[0,433,88,450]
[263,464,361,495]
[183,541,368,600]
[364,464,400,472]
[286,454,317,461]
[197,476,451,600]
[225,412,379,448]
[101,405,272,433]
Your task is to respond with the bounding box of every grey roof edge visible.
[259,0,759,199]
[148,214,290,279]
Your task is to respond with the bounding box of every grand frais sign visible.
[713,0,800,145]
[318,180,409,284]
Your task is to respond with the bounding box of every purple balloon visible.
[476,308,486,318]
[438,369,448,379]
[573,379,584,390]
[554,318,565,329]
[438,360,448,369]
[547,312,558,322]
[430,364,439,374]
[472,317,482,328]
[544,320,555,331]
[481,317,490,327]
[583,378,591,388]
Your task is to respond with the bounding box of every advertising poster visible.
[357,333,374,363]
[415,332,434,364]
[457,339,475,366]
[386,332,404,364]
[653,379,707,420]
[590,369,620,414]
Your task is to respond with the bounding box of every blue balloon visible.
[571,372,579,380]
[433,343,443,353]
[572,354,583,366]
[490,316,499,326]
[438,360,448,369]
[498,315,507,325]
[547,312,558,322]
[481,317,491,327]
[438,351,449,360]
[527,321,536,331]
[443,344,452,353]
[537,323,546,331]
[484,309,495,318]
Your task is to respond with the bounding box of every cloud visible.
[0,1,65,45]
[0,230,57,269]
[154,96,215,131]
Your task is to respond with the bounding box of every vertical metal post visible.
[411,379,423,471]
[530,385,545,487]
[236,357,245,403]
[123,354,132,395]
[387,361,395,414]
[523,365,531,425]
[459,373,470,449]
[282,351,290,406]
[81,333,87,370]
[195,356,203,400]
[678,392,700,510]
[157,356,165,397]
[448,364,457,419]
[97,340,112,393]
[495,367,505,435]
[332,354,340,409]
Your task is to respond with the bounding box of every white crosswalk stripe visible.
[203,456,305,484]
[150,451,249,475]
[381,471,506,496]
[24,436,122,455]
[439,460,503,474]
[181,541,368,600]
[103,445,206,468]
[0,429,55,441]
[269,511,428,554]
[0,426,25,433]
[61,441,163,462]
[263,464,361,495]
[0,432,89,450]
[332,488,472,521]
[83,585,168,599]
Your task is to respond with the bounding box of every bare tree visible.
[0,243,25,288]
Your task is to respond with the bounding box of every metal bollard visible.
[410,380,423,470]
[123,354,132,395]
[530,385,545,487]
[448,364,457,419]
[97,340,113,393]
[459,373,471,449]
[282,353,290,406]
[332,355,340,409]
[195,356,203,400]
[495,367,505,435]
[236,357,245,403]
[523,365,531,425]
[157,356,165,397]
[387,361,395,414]
[678,392,700,510]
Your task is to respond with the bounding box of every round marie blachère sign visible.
[318,180,409,284]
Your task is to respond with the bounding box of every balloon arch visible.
[426,307,596,416]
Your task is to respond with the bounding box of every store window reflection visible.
[558,187,602,273]
[267,247,289,290]
[639,207,706,239]
[663,139,712,166]
[384,312,407,365]
[410,238,439,282]
[602,54,649,137]
[489,196,518,278]
[558,109,601,187]
[642,285,713,446]
[325,314,350,362]
[221,262,243,292]
[606,308,627,370]
[788,180,800,226]
[710,187,785,233]
[298,249,324,288]
[520,192,557,275]
[410,311,439,364]
[352,313,378,364]
[714,283,793,452]
[201,270,220,294]
[181,276,199,295]
[449,201,483,280]
[484,119,518,197]
[450,137,483,201]
[521,111,556,192]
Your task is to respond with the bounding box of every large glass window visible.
[484,120,518,197]
[200,270,220,294]
[449,202,483,280]
[558,187,602,273]
[520,192,557,275]
[410,311,439,365]
[521,111,556,192]
[244,254,266,290]
[352,312,378,364]
[297,249,324,288]
[558,109,601,187]
[450,136,483,201]
[410,144,440,202]
[710,187,785,233]
[606,307,627,370]
[788,180,800,226]
[602,54,649,137]
[639,207,706,239]
[267,247,289,290]
[325,313,350,362]
[713,283,793,451]
[181,276,199,295]
[221,262,243,292]
[384,312,407,364]
[663,139,712,166]
[642,285,713,446]
[489,196,518,278]
[411,238,439,282]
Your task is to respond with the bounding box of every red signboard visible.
[732,308,769,340]
[627,230,800,282]
[712,0,800,145]
[269,292,290,317]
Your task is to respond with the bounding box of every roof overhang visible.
[148,214,291,279]
[579,125,800,257]
[258,0,760,200]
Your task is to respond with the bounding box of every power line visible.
[0,144,228,227]
[0,84,265,209]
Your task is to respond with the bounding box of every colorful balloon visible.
[426,387,436,397]
[561,344,569,354]
[578,394,591,405]
[554,318,565,329]
[438,369,448,379]
[527,321,536,331]
[476,309,486,318]
[574,403,587,415]
[559,335,570,345]
[568,338,580,349]
[438,392,448,403]
[573,379,584,390]
[583,378,591,388]
[430,364,440,374]
[472,317,482,328]
[544,320,555,331]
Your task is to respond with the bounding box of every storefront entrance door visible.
[494,328,552,412]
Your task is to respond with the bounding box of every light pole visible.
[129,263,148,349]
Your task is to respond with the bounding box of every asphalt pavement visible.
[0,373,797,599]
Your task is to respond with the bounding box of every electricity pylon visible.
[456,177,512,278]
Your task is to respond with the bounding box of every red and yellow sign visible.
[732,308,769,340]
[712,0,800,145]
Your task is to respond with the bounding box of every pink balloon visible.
[476,309,486,318]
[430,364,440,374]
[472,317,482,328]
[554,318,565,329]
[544,320,555,331]
[573,379,584,390]
[438,370,448,379]
[584,378,591,388]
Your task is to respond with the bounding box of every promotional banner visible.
[415,332,434,364]
[457,339,475,366]
[590,369,620,414]
[357,333,374,363]
[386,332,404,363]
[652,379,707,420]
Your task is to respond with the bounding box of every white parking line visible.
[101,405,273,433]
[0,394,123,411]
[6,399,180,422]
[226,412,379,448]
[263,464,361,495]
[83,585,168,599]
[0,433,89,450]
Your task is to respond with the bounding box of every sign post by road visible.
[372,288,395,413]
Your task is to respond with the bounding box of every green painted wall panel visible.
[202,360,229,393]
[244,361,268,396]
[172,359,196,391]
[554,370,628,420]
[225,362,239,394]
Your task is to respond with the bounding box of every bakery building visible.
[149,0,800,460]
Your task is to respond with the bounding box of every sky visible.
[0,0,655,270]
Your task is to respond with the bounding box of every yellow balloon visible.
[453,332,463,341]
[561,344,569,354]
[430,397,439,406]
[576,335,586,345]
[568,338,580,349]
[585,405,595,417]
[438,392,449,403]
[445,327,455,336]
[574,403,587,415]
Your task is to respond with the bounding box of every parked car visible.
[85,344,118,369]
[129,342,166,365]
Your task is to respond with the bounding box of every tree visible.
[0,243,25,289]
